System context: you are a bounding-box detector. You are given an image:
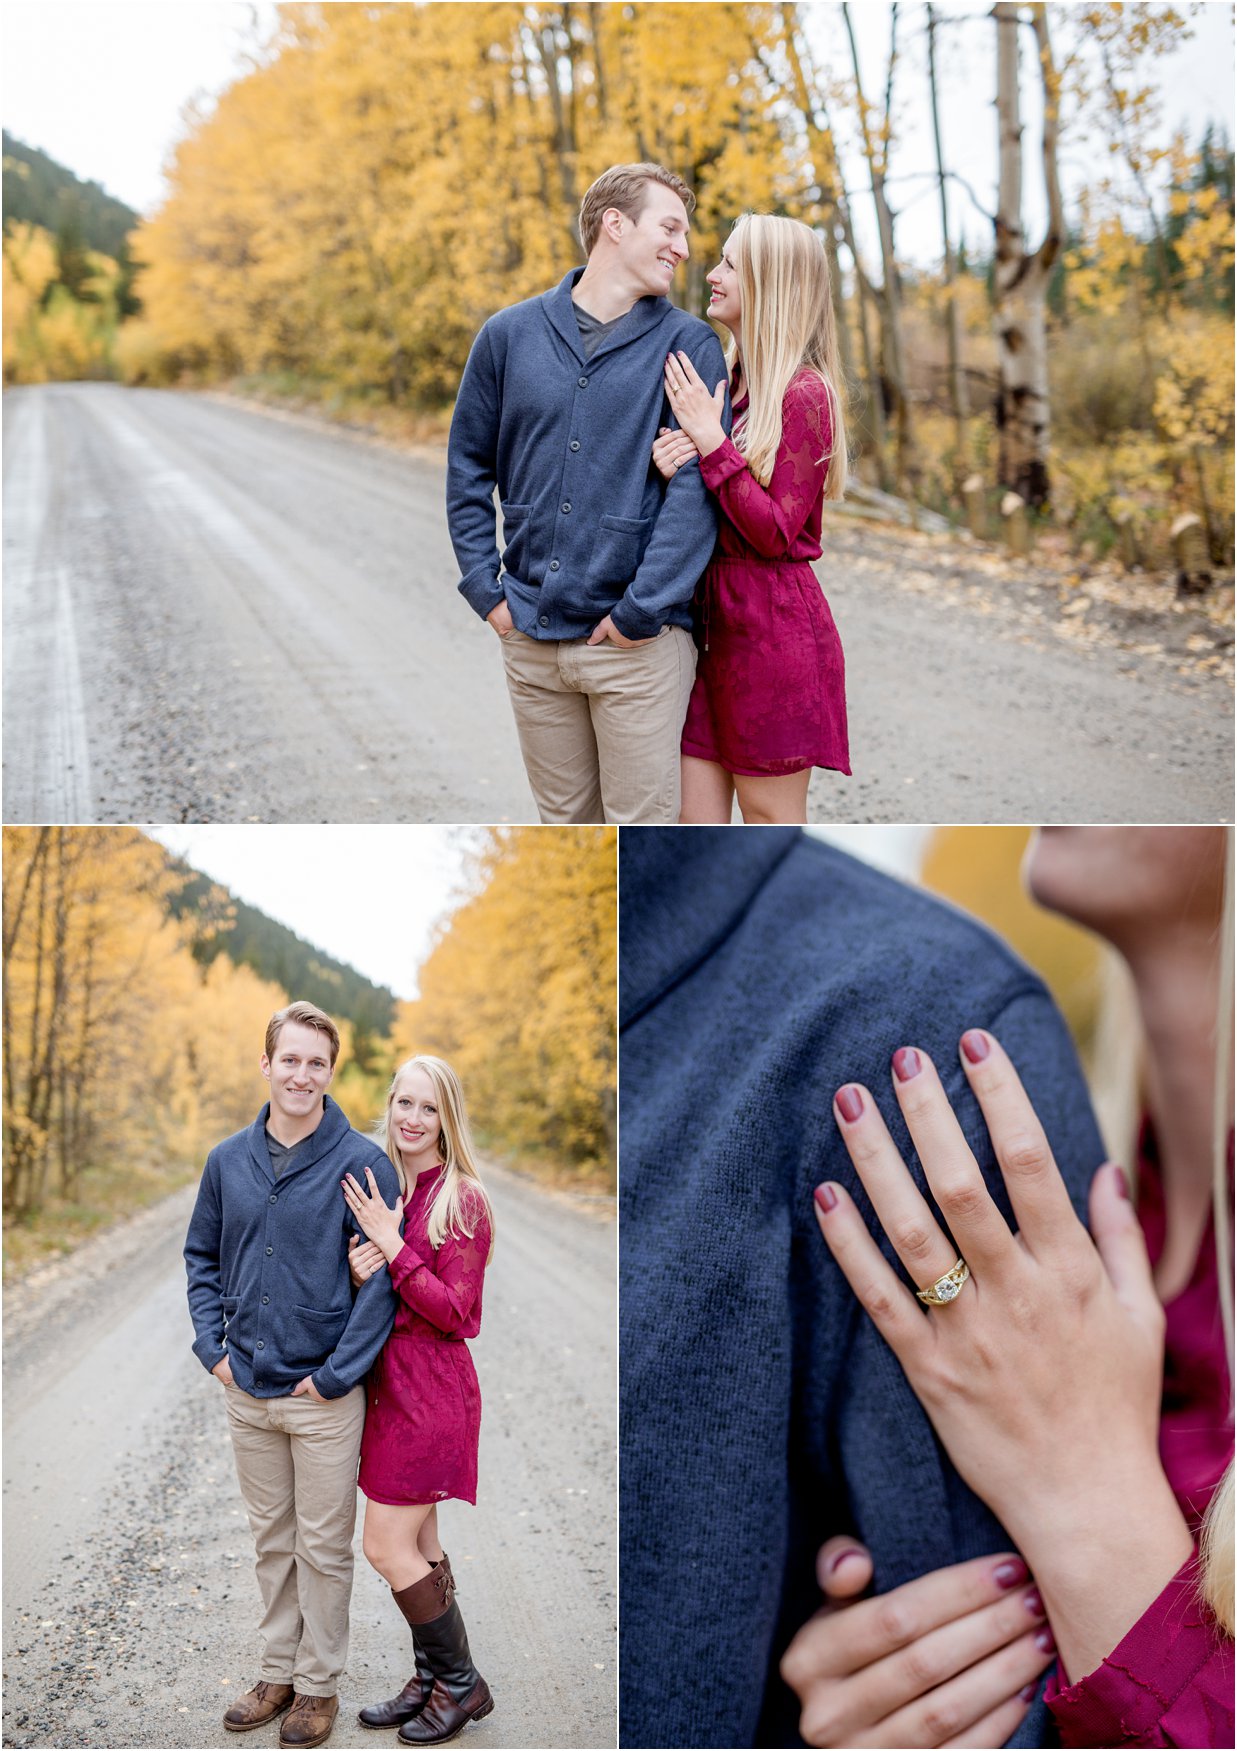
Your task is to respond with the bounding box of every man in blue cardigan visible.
[447,162,729,825]
[185,1001,401,1750]
[619,830,1106,1749]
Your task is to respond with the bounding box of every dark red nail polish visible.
[892,1047,922,1082]
[1112,1162,1130,1199]
[814,1183,839,1214]
[961,1029,990,1064]
[1035,1627,1056,1655]
[828,1546,861,1573]
[1024,1587,1043,1616]
[1019,1683,1037,1703]
[836,1085,864,1123]
[993,1558,1028,1590]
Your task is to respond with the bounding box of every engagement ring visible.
[916,1258,970,1307]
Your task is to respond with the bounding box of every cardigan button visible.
[549,560,560,571]
[256,1341,265,1350]
[539,615,550,627]
[266,1246,273,1256]
[269,1194,277,1204]
[577,375,588,387]
[262,1295,269,1304]
[569,440,580,452]
[561,502,571,514]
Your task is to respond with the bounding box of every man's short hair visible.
[578,163,695,257]
[265,1000,341,1068]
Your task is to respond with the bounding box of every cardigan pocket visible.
[284,1303,350,1370]
[499,501,534,585]
[587,514,652,595]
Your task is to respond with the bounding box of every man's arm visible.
[184,1154,229,1376]
[308,1152,402,1399]
[606,327,730,642]
[446,324,507,625]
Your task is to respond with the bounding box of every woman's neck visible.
[1126,926,1221,1298]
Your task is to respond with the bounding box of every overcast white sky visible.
[3,2,1231,262]
[148,825,481,1001]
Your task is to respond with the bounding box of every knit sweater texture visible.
[184,1096,400,1400]
[619,829,1106,1749]
[447,268,728,641]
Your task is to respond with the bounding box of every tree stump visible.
[1113,510,1140,571]
[962,474,987,539]
[1170,513,1211,595]
[1001,491,1030,557]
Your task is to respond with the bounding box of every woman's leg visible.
[734,770,812,825]
[680,756,735,824]
[417,1506,444,1565]
[362,1500,436,1591]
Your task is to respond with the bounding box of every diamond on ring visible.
[916,1257,970,1307]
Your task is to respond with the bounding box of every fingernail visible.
[993,1557,1028,1590]
[1035,1626,1056,1654]
[1020,1682,1038,1703]
[892,1047,922,1082]
[1112,1162,1130,1199]
[828,1546,862,1573]
[961,1029,990,1064]
[835,1085,864,1123]
[1024,1587,1043,1616]
[814,1182,839,1214]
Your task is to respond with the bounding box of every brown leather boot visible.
[358,1555,456,1730]
[279,1693,338,1748]
[391,1568,493,1747]
[223,1681,295,1732]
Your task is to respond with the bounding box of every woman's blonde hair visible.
[723,213,847,498]
[376,1055,495,1258]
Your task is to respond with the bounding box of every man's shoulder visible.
[481,288,557,339]
[339,1128,399,1177]
[205,1120,257,1168]
[662,308,724,355]
[769,836,1045,1013]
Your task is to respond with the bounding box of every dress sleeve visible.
[388,1199,491,1335]
[697,377,833,558]
[1045,1550,1235,1748]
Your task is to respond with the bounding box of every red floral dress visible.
[358,1172,491,1506]
[681,370,850,778]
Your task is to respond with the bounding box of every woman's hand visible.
[349,1234,388,1287]
[814,1031,1193,1681]
[663,351,727,456]
[341,1168,404,1259]
[781,1537,1053,1747]
[652,425,699,482]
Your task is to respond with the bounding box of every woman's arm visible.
[813,1033,1198,1687]
[664,352,832,558]
[342,1168,490,1335]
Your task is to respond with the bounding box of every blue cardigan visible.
[447,268,728,641]
[619,829,1105,1749]
[184,1096,399,1400]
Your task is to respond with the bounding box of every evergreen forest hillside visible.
[3,132,139,259]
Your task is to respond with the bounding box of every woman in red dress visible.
[784,828,1233,1747]
[340,1055,495,1746]
[653,212,850,825]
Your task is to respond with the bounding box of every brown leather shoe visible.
[223,1681,295,1732]
[279,1694,338,1749]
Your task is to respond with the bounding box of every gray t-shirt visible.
[266,1130,310,1179]
[573,301,630,360]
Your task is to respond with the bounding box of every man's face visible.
[611,182,690,296]
[260,1020,335,1124]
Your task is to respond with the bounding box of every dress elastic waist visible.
[709,554,820,569]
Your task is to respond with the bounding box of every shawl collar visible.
[540,267,675,365]
[245,1093,350,1183]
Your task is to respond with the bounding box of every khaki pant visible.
[500,626,696,824]
[224,1383,366,1696]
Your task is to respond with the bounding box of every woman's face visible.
[706,241,742,330]
[390,1065,444,1173]
[1024,826,1226,948]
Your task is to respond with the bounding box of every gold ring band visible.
[916,1258,970,1306]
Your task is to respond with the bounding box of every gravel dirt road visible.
[2,1164,615,1750]
[4,382,1230,825]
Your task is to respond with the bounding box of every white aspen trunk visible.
[992,2,1062,512]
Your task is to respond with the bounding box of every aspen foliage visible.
[395,827,617,1183]
[2,221,121,383]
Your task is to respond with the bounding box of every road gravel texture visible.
[2,1165,616,1750]
[3,382,1231,825]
